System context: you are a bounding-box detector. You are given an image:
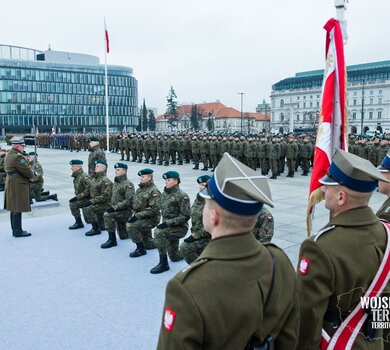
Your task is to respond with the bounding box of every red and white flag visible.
[307,18,348,235]
[104,18,110,54]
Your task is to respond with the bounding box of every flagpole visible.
[104,17,109,154]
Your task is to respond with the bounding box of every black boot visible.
[85,223,101,236]
[302,172,308,176]
[158,160,163,165]
[164,162,169,166]
[270,174,277,179]
[129,242,147,258]
[150,254,170,274]
[69,217,84,230]
[48,194,58,201]
[13,212,31,237]
[193,165,199,170]
[201,167,208,171]
[101,231,117,249]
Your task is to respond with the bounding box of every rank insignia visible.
[164,306,176,332]
[299,256,310,275]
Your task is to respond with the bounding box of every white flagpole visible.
[104,17,110,154]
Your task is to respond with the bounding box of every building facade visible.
[156,101,270,134]
[0,45,138,135]
[271,60,390,134]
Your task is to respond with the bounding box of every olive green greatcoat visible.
[297,207,388,350]
[4,148,34,212]
[157,233,299,349]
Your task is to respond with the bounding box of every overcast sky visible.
[2,0,390,115]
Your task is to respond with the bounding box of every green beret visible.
[95,159,107,166]
[28,152,37,156]
[163,170,180,180]
[69,159,83,165]
[197,175,210,184]
[138,168,154,176]
[89,136,99,142]
[114,162,128,170]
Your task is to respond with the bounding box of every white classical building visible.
[270,61,390,134]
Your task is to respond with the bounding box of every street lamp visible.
[238,92,245,134]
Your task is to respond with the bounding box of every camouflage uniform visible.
[69,168,91,221]
[88,147,106,175]
[0,152,6,190]
[251,207,274,243]
[200,138,210,170]
[157,136,164,165]
[168,136,177,164]
[143,136,151,163]
[258,139,269,175]
[83,172,113,230]
[176,136,184,165]
[154,184,191,261]
[300,139,312,175]
[127,180,161,249]
[124,136,132,161]
[191,137,201,169]
[103,174,135,239]
[136,136,144,163]
[286,139,299,177]
[29,159,55,202]
[209,137,220,170]
[183,136,192,163]
[179,193,211,264]
[149,136,158,164]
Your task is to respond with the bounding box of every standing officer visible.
[82,160,113,236]
[101,162,135,249]
[157,153,298,349]
[68,159,91,230]
[4,136,34,237]
[88,136,106,176]
[127,168,161,257]
[151,171,191,274]
[297,149,389,349]
[180,175,211,264]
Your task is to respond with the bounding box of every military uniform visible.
[28,157,57,202]
[103,173,134,240]
[251,206,274,243]
[88,145,106,175]
[83,171,113,234]
[180,193,211,264]
[69,165,91,228]
[127,178,161,252]
[297,149,390,350]
[4,140,34,237]
[154,183,191,262]
[157,234,299,349]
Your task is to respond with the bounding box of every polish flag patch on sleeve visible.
[299,256,310,275]
[164,306,176,332]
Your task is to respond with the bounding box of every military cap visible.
[10,136,25,145]
[114,162,128,170]
[28,152,37,156]
[378,154,390,173]
[197,175,210,184]
[95,159,107,166]
[200,152,273,215]
[163,171,180,180]
[69,159,83,165]
[138,168,154,176]
[89,136,99,142]
[319,148,389,192]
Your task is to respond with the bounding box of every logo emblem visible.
[299,257,310,275]
[164,306,176,332]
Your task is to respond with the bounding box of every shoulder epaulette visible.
[313,225,336,242]
[177,258,208,282]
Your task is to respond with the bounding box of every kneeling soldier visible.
[82,160,112,236]
[180,175,211,264]
[68,159,91,229]
[151,171,191,274]
[101,162,135,249]
[127,168,161,257]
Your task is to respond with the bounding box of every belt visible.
[6,171,20,176]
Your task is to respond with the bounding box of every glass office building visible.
[0,45,138,134]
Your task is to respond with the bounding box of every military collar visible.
[164,184,180,193]
[139,181,153,188]
[329,206,378,227]
[72,168,84,177]
[199,232,261,260]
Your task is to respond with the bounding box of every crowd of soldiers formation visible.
[67,136,274,274]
